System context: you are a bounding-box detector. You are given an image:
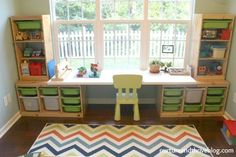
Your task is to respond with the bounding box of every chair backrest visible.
[113,74,142,98]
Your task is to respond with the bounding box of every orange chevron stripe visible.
[39,130,202,143]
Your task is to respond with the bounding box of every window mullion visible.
[140,0,149,70]
[94,0,104,69]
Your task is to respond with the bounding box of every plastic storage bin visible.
[61,97,80,105]
[22,97,39,111]
[212,48,226,58]
[185,88,204,104]
[62,105,81,112]
[163,97,182,104]
[203,20,231,29]
[163,88,183,97]
[205,105,222,112]
[184,105,202,112]
[43,96,60,111]
[162,105,180,112]
[206,96,224,104]
[40,87,58,96]
[16,21,41,30]
[61,88,80,96]
[207,88,225,96]
[18,87,37,96]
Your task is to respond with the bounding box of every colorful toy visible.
[77,67,87,77]
[221,120,236,145]
[89,63,100,78]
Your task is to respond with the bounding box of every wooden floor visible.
[0,104,235,157]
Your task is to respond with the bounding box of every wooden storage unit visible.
[10,15,54,81]
[16,81,87,118]
[160,80,229,117]
[191,14,235,80]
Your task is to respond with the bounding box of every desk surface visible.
[48,70,197,85]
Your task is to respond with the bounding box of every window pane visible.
[101,0,143,19]
[148,0,192,20]
[104,24,141,69]
[149,23,187,67]
[55,0,96,20]
[57,23,95,69]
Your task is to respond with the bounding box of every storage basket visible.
[207,88,225,96]
[62,105,81,112]
[163,88,183,97]
[163,97,182,104]
[22,97,39,111]
[40,87,58,96]
[205,105,222,112]
[185,88,204,104]
[184,104,202,112]
[203,20,231,29]
[162,104,180,112]
[29,62,43,76]
[16,21,41,30]
[43,96,60,111]
[18,87,37,96]
[206,96,224,104]
[61,97,80,105]
[61,88,80,96]
[212,48,226,58]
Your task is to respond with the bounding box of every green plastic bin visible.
[62,105,81,112]
[16,21,41,30]
[163,97,182,104]
[206,96,224,104]
[40,87,58,96]
[207,88,225,96]
[162,104,180,112]
[18,87,37,96]
[61,97,80,105]
[61,88,80,96]
[203,20,231,29]
[163,88,183,97]
[184,104,202,112]
[205,105,222,112]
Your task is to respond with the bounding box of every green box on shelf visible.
[206,96,224,104]
[207,88,225,96]
[164,88,183,97]
[61,88,80,96]
[205,105,222,112]
[184,104,202,112]
[61,97,80,105]
[162,104,180,112]
[163,97,182,104]
[16,20,41,30]
[63,105,81,112]
[18,87,37,96]
[40,87,58,96]
[203,20,231,29]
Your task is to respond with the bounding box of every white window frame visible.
[50,0,194,70]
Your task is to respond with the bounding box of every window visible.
[50,0,194,70]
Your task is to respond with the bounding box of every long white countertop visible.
[47,70,197,85]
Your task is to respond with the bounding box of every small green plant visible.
[150,60,165,67]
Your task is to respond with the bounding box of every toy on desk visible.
[77,66,87,77]
[52,60,71,81]
[89,63,100,78]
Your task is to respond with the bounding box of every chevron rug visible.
[28,124,212,157]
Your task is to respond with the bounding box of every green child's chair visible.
[113,74,143,121]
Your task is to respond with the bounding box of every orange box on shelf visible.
[29,62,43,76]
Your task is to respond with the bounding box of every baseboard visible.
[223,111,235,120]
[0,111,21,138]
[87,98,156,105]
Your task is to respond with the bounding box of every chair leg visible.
[133,103,140,121]
[114,103,121,121]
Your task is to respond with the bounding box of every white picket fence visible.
[58,30,186,59]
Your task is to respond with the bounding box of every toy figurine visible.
[15,31,24,40]
[90,63,98,77]
[77,67,87,77]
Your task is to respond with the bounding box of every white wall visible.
[0,0,19,129]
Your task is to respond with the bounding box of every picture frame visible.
[162,45,174,53]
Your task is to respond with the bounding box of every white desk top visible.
[48,70,197,86]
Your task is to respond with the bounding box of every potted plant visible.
[164,62,172,72]
[149,60,164,73]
